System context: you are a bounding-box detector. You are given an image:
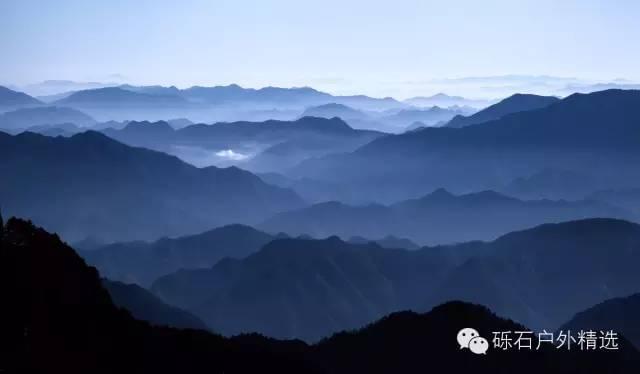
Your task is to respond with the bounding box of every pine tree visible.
[0,206,4,239]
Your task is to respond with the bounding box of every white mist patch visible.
[215,149,249,161]
[169,145,253,168]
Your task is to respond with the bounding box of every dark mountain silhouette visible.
[260,188,628,245]
[0,130,303,242]
[370,90,640,151]
[153,218,640,343]
[100,117,384,171]
[0,85,42,111]
[559,293,640,349]
[292,90,640,203]
[0,106,96,130]
[102,279,208,330]
[446,93,560,128]
[1,217,636,373]
[151,236,472,341]
[431,219,640,331]
[81,224,276,286]
[314,301,639,374]
[0,217,321,374]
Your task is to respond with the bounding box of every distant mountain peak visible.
[426,187,455,199]
[446,93,560,128]
[0,85,43,108]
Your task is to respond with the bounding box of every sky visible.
[1,0,639,98]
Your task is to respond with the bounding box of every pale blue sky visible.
[1,0,639,98]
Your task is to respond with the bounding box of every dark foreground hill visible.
[0,217,636,373]
[0,217,318,374]
[0,130,303,242]
[102,279,208,330]
[153,219,640,342]
[314,302,639,374]
[559,293,640,349]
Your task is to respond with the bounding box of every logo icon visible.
[457,328,488,355]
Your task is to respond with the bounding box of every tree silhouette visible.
[0,206,4,239]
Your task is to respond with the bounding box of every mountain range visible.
[260,188,629,245]
[2,216,639,373]
[0,130,303,242]
[40,84,410,122]
[291,89,640,203]
[80,224,277,287]
[300,103,472,132]
[0,105,96,130]
[99,117,384,171]
[5,83,492,125]
[0,216,320,373]
[81,222,424,288]
[56,86,189,107]
[2,84,493,133]
[152,218,640,342]
[0,85,42,112]
[4,81,640,372]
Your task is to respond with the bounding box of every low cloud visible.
[215,149,249,161]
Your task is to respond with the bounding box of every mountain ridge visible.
[153,218,640,342]
[260,188,629,245]
[446,93,560,128]
[0,130,304,242]
[2,216,638,373]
